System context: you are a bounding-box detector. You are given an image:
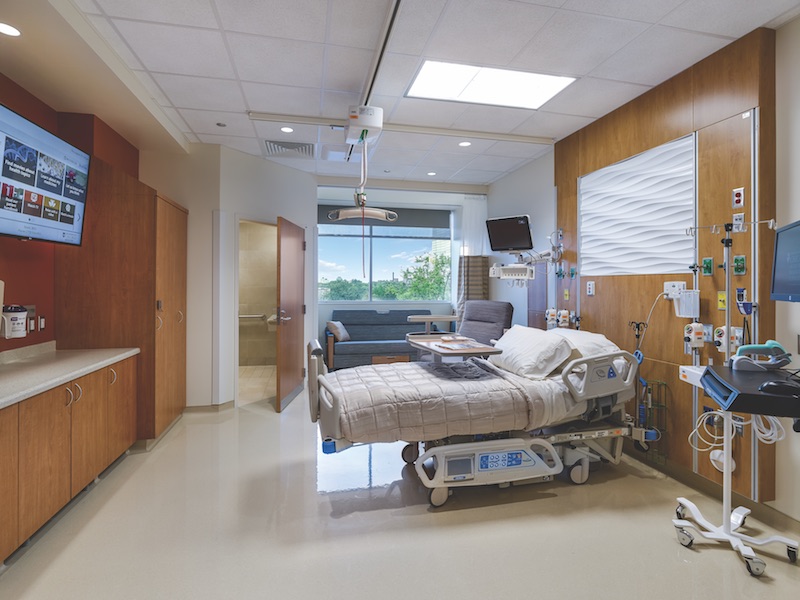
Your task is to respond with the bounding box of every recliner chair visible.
[457,300,514,345]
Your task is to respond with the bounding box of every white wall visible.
[139,144,317,407]
[487,151,556,326]
[771,18,800,521]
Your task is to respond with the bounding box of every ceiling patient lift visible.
[673,221,799,577]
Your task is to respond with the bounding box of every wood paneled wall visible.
[554,28,777,501]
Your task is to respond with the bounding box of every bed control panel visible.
[478,450,534,471]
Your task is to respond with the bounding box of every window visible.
[318,207,451,302]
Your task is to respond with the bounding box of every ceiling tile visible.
[512,111,594,140]
[178,108,257,137]
[321,90,362,120]
[464,154,529,171]
[388,97,467,128]
[253,122,321,144]
[423,0,556,65]
[242,82,322,115]
[510,11,650,77]
[385,0,448,55]
[326,0,394,50]
[485,140,552,158]
[540,77,650,118]
[449,105,535,135]
[133,70,174,106]
[94,0,218,27]
[562,0,685,23]
[369,146,429,166]
[323,45,374,93]
[228,33,324,87]
[378,131,440,151]
[590,26,731,86]
[88,16,143,70]
[215,0,326,40]
[196,133,263,156]
[154,73,247,111]
[367,53,420,98]
[113,20,235,79]
[448,168,506,184]
[660,0,800,38]
[74,0,102,15]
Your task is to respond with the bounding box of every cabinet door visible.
[19,386,71,543]
[0,404,19,561]
[155,196,188,437]
[70,369,108,496]
[107,357,138,463]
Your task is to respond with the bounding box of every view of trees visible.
[319,252,451,301]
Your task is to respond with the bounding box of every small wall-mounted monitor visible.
[0,104,90,246]
[486,215,533,253]
[771,219,800,302]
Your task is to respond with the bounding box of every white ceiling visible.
[2,0,800,188]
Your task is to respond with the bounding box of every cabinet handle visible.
[178,310,184,323]
[156,315,164,330]
[110,367,118,385]
[74,382,83,402]
[66,385,74,408]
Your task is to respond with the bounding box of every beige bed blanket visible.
[321,359,572,443]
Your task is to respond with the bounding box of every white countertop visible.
[0,347,140,410]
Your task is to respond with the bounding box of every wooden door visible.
[18,386,71,543]
[70,369,109,496]
[107,357,138,464]
[0,404,19,561]
[276,217,305,412]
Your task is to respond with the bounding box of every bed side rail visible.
[307,340,327,423]
[560,350,638,400]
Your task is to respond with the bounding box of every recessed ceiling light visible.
[280,126,294,133]
[0,23,21,37]
[408,60,575,110]
[458,141,472,147]
[427,172,436,176]
[216,122,226,127]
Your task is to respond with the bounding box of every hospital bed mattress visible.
[319,358,593,444]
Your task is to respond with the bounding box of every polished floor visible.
[2,392,799,599]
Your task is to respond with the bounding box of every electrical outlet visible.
[586,280,595,296]
[664,281,686,299]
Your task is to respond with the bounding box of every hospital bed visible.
[308,325,647,507]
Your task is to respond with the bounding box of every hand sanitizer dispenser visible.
[2,305,28,339]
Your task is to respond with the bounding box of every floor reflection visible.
[316,438,430,513]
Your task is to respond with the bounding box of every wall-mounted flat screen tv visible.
[486,215,533,252]
[0,104,90,246]
[771,219,800,302]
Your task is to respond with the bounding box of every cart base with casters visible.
[672,496,798,576]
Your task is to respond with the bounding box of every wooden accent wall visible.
[554,28,777,501]
[57,113,139,179]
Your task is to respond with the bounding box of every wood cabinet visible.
[107,357,137,464]
[0,404,19,561]
[55,159,188,442]
[18,385,72,544]
[12,357,137,554]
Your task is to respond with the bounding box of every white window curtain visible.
[456,195,489,316]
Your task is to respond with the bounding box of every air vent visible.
[263,140,315,158]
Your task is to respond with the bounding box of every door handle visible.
[74,382,83,402]
[66,385,74,408]
[110,367,118,386]
[156,315,164,330]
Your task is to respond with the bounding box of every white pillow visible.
[488,325,573,379]
[326,320,351,342]
[547,328,619,357]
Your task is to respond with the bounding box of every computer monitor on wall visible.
[770,219,800,302]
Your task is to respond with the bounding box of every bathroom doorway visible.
[238,220,278,407]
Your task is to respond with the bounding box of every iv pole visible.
[672,222,798,577]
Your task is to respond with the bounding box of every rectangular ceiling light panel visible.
[407,60,575,110]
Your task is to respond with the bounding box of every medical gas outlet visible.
[713,326,741,354]
[684,323,704,348]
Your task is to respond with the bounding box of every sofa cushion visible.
[326,320,350,341]
[333,340,414,356]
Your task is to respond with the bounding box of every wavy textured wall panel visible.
[579,135,695,276]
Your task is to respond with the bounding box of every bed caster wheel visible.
[401,443,419,464]
[788,546,798,563]
[568,459,589,485]
[745,557,766,577]
[676,528,693,548]
[428,487,450,508]
[675,504,686,520]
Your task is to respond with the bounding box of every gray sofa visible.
[325,309,438,369]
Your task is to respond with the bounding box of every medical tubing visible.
[688,409,785,452]
[636,292,666,351]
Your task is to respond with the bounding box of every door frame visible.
[233,215,278,408]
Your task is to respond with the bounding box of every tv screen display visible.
[771,219,800,302]
[0,104,90,246]
[486,215,533,252]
